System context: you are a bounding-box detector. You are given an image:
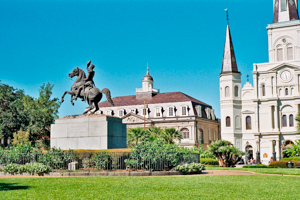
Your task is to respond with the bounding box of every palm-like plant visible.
[160,128,182,144]
[127,127,146,147]
[146,127,162,142]
[208,140,244,167]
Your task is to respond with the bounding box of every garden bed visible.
[0,171,183,177]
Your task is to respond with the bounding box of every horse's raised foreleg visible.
[61,91,75,105]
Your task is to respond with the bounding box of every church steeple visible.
[273,0,299,23]
[221,21,239,74]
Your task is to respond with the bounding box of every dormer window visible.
[119,110,124,117]
[130,109,136,114]
[106,110,112,115]
[168,106,175,117]
[155,107,162,117]
[141,108,149,117]
[181,106,188,116]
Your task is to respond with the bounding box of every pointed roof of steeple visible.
[273,0,299,23]
[221,22,239,74]
[142,63,153,81]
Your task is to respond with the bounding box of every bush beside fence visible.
[0,151,200,172]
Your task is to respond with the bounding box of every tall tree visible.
[23,83,60,141]
[0,81,29,139]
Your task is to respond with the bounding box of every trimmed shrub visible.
[18,165,27,174]
[243,164,270,168]
[200,158,218,165]
[3,164,18,174]
[269,161,300,168]
[174,163,205,174]
[4,163,52,174]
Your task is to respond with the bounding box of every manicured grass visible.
[1,175,300,199]
[206,166,300,175]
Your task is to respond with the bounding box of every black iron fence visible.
[0,152,200,172]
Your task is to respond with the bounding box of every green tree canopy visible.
[0,81,29,139]
[23,83,60,141]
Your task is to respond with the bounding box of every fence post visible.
[106,153,108,173]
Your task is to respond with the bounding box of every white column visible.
[1,138,4,145]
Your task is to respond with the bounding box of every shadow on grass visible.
[0,183,31,191]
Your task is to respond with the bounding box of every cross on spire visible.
[225,8,229,23]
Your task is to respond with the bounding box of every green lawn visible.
[206,167,300,175]
[1,175,300,199]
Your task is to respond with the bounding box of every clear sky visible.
[1,0,276,118]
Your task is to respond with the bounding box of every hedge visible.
[243,164,270,168]
[269,160,300,168]
[200,158,219,166]
[281,157,300,161]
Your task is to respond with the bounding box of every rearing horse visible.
[61,67,114,114]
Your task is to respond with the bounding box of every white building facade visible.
[94,65,220,149]
[220,0,300,164]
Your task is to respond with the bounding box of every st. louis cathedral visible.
[220,0,300,164]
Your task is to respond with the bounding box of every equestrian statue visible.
[61,60,114,114]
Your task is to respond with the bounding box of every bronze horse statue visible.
[61,66,114,114]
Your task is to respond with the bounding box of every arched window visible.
[282,115,287,127]
[246,116,251,130]
[287,46,293,60]
[289,114,294,127]
[181,128,189,139]
[225,86,230,97]
[262,85,266,96]
[277,48,283,61]
[208,130,211,143]
[285,88,288,96]
[234,86,238,97]
[235,115,241,129]
[226,116,231,127]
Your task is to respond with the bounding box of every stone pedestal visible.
[50,114,127,150]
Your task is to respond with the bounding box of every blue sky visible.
[1,0,275,118]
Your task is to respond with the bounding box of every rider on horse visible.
[74,61,95,101]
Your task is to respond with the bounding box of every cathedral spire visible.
[273,0,299,23]
[221,17,239,74]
